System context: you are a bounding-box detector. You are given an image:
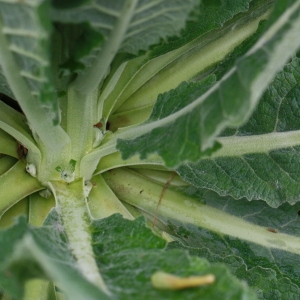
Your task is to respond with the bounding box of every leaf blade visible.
[116,0,300,168]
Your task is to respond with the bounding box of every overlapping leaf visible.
[167,188,300,300]
[0,0,57,111]
[149,0,255,58]
[0,211,257,299]
[51,0,198,56]
[100,0,257,124]
[92,214,257,300]
[177,57,300,207]
[0,212,110,300]
[116,0,300,170]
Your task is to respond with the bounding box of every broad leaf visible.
[177,57,300,207]
[116,0,300,168]
[0,212,257,299]
[0,213,111,300]
[149,0,253,58]
[0,0,57,114]
[102,0,268,127]
[167,188,300,300]
[50,0,200,95]
[51,0,199,56]
[103,167,300,300]
[92,214,257,300]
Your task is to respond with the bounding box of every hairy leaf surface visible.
[0,0,57,113]
[177,57,300,207]
[116,0,300,168]
[51,0,198,55]
[167,188,300,300]
[93,214,257,300]
[0,213,110,300]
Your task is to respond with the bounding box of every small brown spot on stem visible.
[152,172,177,228]
[267,228,278,233]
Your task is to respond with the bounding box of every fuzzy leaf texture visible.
[0,213,111,300]
[0,213,257,299]
[92,214,256,300]
[177,56,300,207]
[167,187,300,300]
[116,0,300,168]
[51,0,198,55]
[0,0,57,113]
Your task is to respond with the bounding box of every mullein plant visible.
[1,0,300,299]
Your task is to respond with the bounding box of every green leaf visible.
[51,22,104,84]
[116,0,300,168]
[0,0,58,116]
[149,0,253,58]
[92,214,257,300]
[102,0,269,129]
[51,0,200,94]
[0,100,40,156]
[0,160,43,218]
[0,213,111,300]
[0,68,14,99]
[102,167,300,299]
[167,189,300,300]
[51,0,198,56]
[177,57,300,207]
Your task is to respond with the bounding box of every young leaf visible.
[177,57,300,207]
[116,0,300,168]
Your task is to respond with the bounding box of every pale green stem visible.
[88,174,133,220]
[48,180,111,295]
[66,86,98,168]
[214,130,300,157]
[28,192,55,227]
[0,156,17,175]
[0,160,43,218]
[0,101,40,158]
[0,17,69,152]
[24,193,57,300]
[102,1,272,120]
[0,197,28,229]
[0,128,18,158]
[93,128,300,171]
[112,5,272,116]
[103,168,300,255]
[72,0,139,94]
